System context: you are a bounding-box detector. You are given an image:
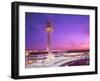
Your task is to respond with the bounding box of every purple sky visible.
[25,12,89,51]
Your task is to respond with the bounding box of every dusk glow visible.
[25,12,89,51]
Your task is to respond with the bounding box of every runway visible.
[25,52,89,68]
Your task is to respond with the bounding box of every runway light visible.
[28,60,33,64]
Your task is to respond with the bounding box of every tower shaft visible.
[47,32,52,54]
